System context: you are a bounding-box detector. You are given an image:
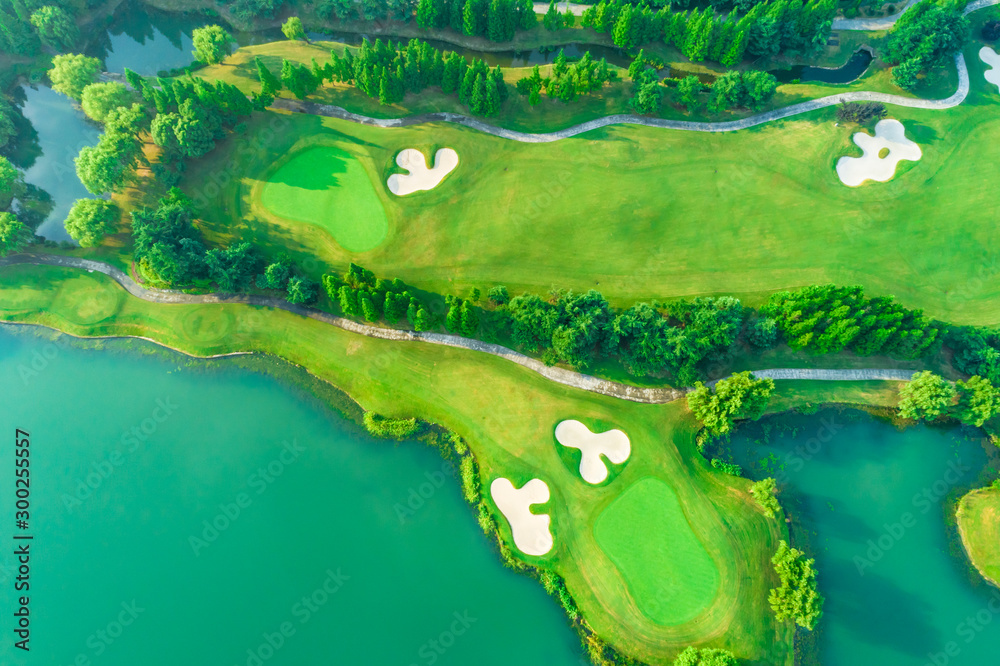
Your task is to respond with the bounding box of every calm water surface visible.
[0,329,583,665]
[730,409,1000,666]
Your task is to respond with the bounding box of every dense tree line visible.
[769,540,823,630]
[761,284,942,359]
[416,0,535,41]
[322,262,435,330]
[898,371,1000,427]
[583,0,835,66]
[499,289,743,383]
[884,0,968,89]
[515,50,617,105]
[949,326,1000,385]
[262,37,509,116]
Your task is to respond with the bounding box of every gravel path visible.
[0,254,916,404]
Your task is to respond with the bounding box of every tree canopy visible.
[29,5,78,51]
[0,211,28,256]
[281,16,306,41]
[80,82,134,123]
[48,53,101,100]
[64,198,119,247]
[884,0,969,88]
[769,540,823,630]
[192,25,233,65]
[687,371,775,436]
[898,370,957,421]
[672,646,739,666]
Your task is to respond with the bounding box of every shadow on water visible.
[771,48,875,84]
[822,557,945,657]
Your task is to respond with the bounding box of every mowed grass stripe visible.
[260,145,388,252]
[594,476,720,625]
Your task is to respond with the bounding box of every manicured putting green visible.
[594,477,720,625]
[260,145,388,252]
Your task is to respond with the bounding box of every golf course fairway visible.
[260,145,388,252]
[594,476,720,625]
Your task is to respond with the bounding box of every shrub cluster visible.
[362,412,420,439]
[835,101,887,124]
[769,540,824,630]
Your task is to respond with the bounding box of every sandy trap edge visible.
[387,148,459,196]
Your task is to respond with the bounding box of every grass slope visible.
[181,34,1000,326]
[0,262,796,664]
[957,487,1000,588]
[260,144,388,252]
[594,476,721,626]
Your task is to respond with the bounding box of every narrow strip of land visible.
[274,52,969,140]
[273,0,998,141]
[0,254,916,403]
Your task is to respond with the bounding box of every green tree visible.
[256,56,282,95]
[489,285,509,305]
[29,5,78,50]
[48,53,101,100]
[769,540,823,630]
[256,261,291,290]
[898,371,956,421]
[677,75,702,112]
[543,0,561,30]
[611,3,635,48]
[750,477,781,518]
[64,198,119,247]
[281,16,307,41]
[417,0,438,28]
[518,0,536,29]
[0,212,28,256]
[749,316,779,348]
[0,155,24,210]
[286,276,318,304]
[955,376,1000,427]
[80,82,133,123]
[173,99,216,158]
[672,646,739,666]
[687,371,776,436]
[192,25,233,65]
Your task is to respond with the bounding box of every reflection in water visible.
[19,85,100,242]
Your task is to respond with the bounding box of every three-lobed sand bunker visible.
[836,119,921,187]
[387,148,459,196]
[981,46,1000,92]
[490,478,553,556]
[554,420,631,484]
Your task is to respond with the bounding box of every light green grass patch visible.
[260,145,388,252]
[594,476,720,626]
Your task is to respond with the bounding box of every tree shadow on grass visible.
[902,119,939,144]
[265,146,349,191]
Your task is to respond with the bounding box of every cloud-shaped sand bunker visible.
[555,420,631,484]
[386,148,458,196]
[836,119,921,187]
[981,46,1000,92]
[490,478,553,556]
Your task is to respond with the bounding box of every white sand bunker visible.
[555,420,631,484]
[980,46,1000,92]
[490,478,553,556]
[386,148,458,196]
[836,119,921,187]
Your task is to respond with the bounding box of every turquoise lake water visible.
[0,329,584,665]
[730,410,1000,666]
